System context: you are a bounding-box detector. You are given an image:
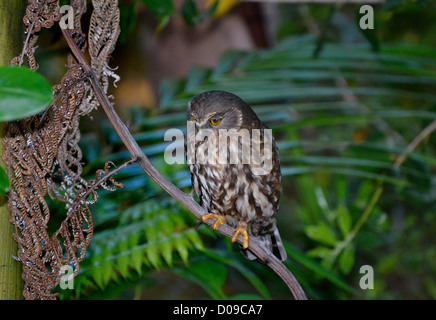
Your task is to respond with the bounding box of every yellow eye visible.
[210,118,221,126]
[191,117,195,122]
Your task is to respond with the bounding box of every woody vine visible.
[0,0,307,300]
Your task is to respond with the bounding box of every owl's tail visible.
[240,228,287,262]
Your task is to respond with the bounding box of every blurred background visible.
[38,0,436,299]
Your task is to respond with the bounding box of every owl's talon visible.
[232,222,249,249]
[202,213,226,230]
[195,220,203,230]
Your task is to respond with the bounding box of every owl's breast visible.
[188,129,281,226]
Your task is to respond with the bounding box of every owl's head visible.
[187,90,260,131]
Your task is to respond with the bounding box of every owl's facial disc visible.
[195,109,242,131]
[188,90,256,131]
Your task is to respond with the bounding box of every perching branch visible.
[61,27,307,300]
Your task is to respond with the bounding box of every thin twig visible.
[327,120,436,266]
[18,4,43,66]
[60,27,307,300]
[394,120,436,168]
[81,157,138,201]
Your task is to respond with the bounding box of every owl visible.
[187,90,287,261]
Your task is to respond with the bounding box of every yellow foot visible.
[231,221,249,249]
[202,213,226,230]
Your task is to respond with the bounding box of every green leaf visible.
[182,0,218,26]
[0,66,52,122]
[338,246,355,274]
[185,229,204,251]
[0,167,9,195]
[182,0,198,26]
[306,246,331,259]
[131,248,144,275]
[305,223,337,246]
[160,238,173,267]
[185,67,210,91]
[141,0,174,18]
[145,243,161,269]
[173,235,190,264]
[116,242,130,278]
[144,223,159,242]
[211,51,246,78]
[337,205,352,237]
[96,252,115,288]
[284,243,356,293]
[155,15,171,34]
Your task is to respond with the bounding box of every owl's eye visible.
[190,117,195,122]
[210,118,221,126]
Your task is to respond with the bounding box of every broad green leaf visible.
[306,246,331,259]
[337,205,352,237]
[0,167,9,195]
[305,223,337,247]
[182,0,198,26]
[338,246,355,274]
[0,66,52,122]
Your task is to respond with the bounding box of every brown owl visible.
[187,90,287,261]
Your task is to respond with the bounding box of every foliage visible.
[52,19,436,299]
[151,35,436,299]
[0,66,52,122]
[5,0,424,299]
[118,0,218,39]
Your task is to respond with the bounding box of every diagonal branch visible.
[60,27,307,300]
[394,119,436,168]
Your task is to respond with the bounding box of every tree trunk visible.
[0,0,25,300]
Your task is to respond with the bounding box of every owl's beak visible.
[194,121,203,132]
